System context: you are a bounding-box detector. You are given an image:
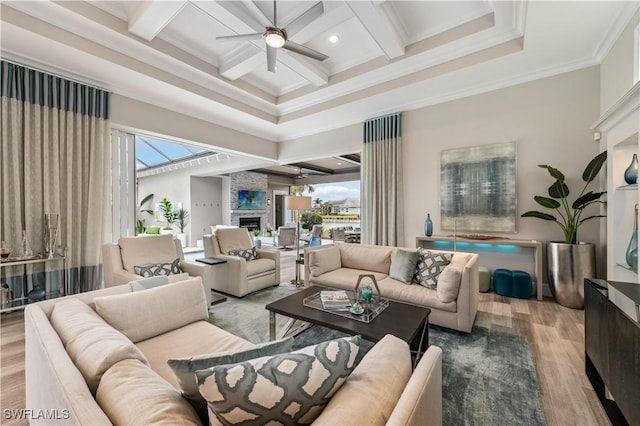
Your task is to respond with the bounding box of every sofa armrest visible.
[25,305,112,425]
[256,249,280,284]
[455,254,479,333]
[111,270,140,287]
[200,255,249,297]
[386,345,443,426]
[179,261,215,305]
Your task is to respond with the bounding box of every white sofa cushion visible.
[196,336,361,425]
[118,234,178,274]
[215,228,254,254]
[94,278,208,343]
[50,298,148,394]
[436,264,463,303]
[313,334,412,425]
[309,246,342,277]
[339,244,392,274]
[96,359,201,426]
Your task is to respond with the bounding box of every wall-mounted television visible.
[237,190,267,210]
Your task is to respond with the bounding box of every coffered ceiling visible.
[0,1,636,143]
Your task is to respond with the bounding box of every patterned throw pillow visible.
[196,335,361,425]
[228,247,257,261]
[413,248,452,289]
[134,258,182,277]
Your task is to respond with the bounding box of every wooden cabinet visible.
[593,82,640,283]
[584,278,640,425]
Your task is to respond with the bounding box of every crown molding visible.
[593,2,640,63]
[591,81,640,132]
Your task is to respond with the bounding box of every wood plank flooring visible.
[0,247,610,425]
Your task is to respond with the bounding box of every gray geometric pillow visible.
[228,247,257,261]
[133,258,182,277]
[196,335,361,425]
[413,248,452,289]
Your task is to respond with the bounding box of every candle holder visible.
[351,274,382,316]
[45,213,59,259]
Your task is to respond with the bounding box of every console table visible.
[416,236,543,300]
[0,255,69,313]
[584,278,639,425]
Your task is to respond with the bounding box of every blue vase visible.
[424,213,433,237]
[624,153,638,185]
[626,204,638,272]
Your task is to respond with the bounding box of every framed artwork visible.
[440,141,517,233]
[237,190,267,210]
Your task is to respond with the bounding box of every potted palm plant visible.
[521,151,607,308]
[136,193,154,235]
[174,208,189,247]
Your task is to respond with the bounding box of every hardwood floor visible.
[0,247,610,425]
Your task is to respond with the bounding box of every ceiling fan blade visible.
[283,2,324,37]
[216,33,263,42]
[239,0,274,27]
[267,45,277,72]
[283,40,328,61]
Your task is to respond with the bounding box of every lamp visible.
[286,195,311,287]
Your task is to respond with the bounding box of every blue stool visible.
[493,269,533,299]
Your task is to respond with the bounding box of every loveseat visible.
[304,243,479,333]
[25,277,443,425]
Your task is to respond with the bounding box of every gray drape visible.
[361,113,404,246]
[0,60,110,293]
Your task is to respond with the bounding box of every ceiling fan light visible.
[265,29,285,48]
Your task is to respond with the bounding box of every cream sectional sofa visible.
[25,276,444,425]
[304,244,479,333]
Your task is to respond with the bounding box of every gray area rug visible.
[209,284,546,426]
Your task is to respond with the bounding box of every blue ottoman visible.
[492,269,533,299]
[493,268,513,296]
[512,270,533,299]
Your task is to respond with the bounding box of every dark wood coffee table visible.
[265,285,431,366]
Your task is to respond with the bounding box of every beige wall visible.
[137,172,191,233]
[403,67,602,261]
[190,176,223,244]
[600,10,640,114]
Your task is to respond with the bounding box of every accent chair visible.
[202,228,280,297]
[101,234,216,304]
[274,226,296,249]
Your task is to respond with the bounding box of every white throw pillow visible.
[436,264,463,303]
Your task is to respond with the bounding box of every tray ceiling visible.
[0,1,636,142]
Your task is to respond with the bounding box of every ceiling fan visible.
[216,0,329,72]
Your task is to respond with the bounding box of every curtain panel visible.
[0,60,110,293]
[361,113,404,246]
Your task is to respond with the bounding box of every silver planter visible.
[547,242,596,309]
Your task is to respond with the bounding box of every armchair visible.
[101,234,216,305]
[202,228,280,297]
[274,226,296,249]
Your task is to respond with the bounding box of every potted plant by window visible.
[159,198,176,235]
[136,193,154,235]
[174,208,189,247]
[521,151,607,308]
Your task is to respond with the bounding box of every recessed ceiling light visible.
[337,162,342,165]
[328,35,339,44]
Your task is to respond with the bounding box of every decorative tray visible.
[303,290,389,323]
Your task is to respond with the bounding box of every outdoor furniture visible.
[274,226,296,249]
[300,224,323,245]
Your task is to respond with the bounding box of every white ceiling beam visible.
[127,1,187,42]
[287,1,355,43]
[346,0,405,59]
[220,45,264,80]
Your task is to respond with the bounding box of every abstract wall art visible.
[440,141,517,233]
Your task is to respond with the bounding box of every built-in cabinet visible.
[584,278,640,425]
[593,82,640,283]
